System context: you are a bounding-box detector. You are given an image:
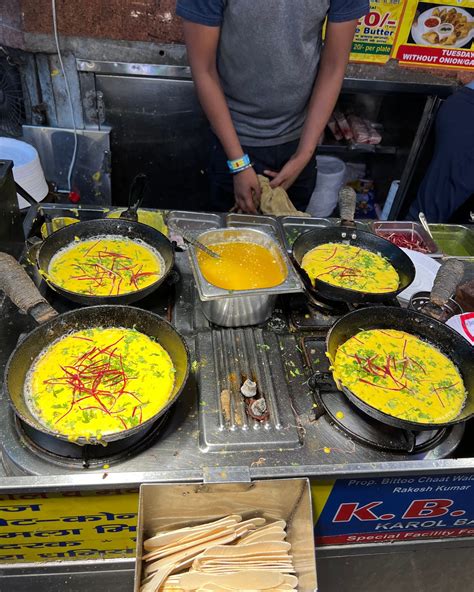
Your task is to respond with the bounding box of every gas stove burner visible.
[287,293,401,332]
[14,412,169,469]
[315,389,447,453]
[302,336,463,456]
[287,294,344,332]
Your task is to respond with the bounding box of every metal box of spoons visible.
[134,479,317,592]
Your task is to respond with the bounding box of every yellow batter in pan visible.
[25,327,175,440]
[301,243,399,293]
[47,235,163,296]
[333,329,466,424]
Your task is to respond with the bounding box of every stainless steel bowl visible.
[188,227,303,327]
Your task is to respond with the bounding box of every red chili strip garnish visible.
[66,240,158,296]
[83,240,102,257]
[378,330,404,339]
[359,378,407,392]
[376,231,431,254]
[323,246,338,262]
[407,356,426,374]
[347,247,362,261]
[96,251,132,260]
[44,336,144,430]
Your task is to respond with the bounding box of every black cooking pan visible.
[326,306,474,431]
[1,253,190,447]
[292,188,415,304]
[35,217,174,305]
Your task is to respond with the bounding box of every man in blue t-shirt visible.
[408,81,474,223]
[176,0,369,213]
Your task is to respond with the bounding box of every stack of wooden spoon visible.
[140,514,297,591]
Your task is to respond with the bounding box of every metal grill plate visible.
[197,327,302,452]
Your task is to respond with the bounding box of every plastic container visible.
[0,138,48,208]
[306,156,346,217]
[188,228,303,327]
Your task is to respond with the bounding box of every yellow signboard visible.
[0,489,139,563]
[393,0,474,70]
[350,0,407,64]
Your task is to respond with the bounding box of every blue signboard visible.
[314,473,474,545]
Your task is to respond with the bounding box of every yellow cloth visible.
[258,175,309,217]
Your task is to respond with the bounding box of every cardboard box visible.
[135,479,317,591]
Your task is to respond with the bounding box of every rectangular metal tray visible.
[280,216,332,251]
[372,221,441,255]
[428,224,474,259]
[196,327,302,451]
[135,479,317,592]
[226,213,287,248]
[167,210,223,236]
[188,227,304,301]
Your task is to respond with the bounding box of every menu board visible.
[350,0,406,63]
[0,489,138,563]
[394,0,474,70]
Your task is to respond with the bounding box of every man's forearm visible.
[297,58,346,159]
[192,68,244,161]
[297,21,358,162]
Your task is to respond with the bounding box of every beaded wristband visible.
[231,162,254,175]
[227,154,251,174]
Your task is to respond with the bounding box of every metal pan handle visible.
[430,259,464,307]
[15,181,39,206]
[0,252,57,324]
[338,186,357,227]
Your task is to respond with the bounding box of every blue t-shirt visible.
[176,0,369,146]
[177,0,369,26]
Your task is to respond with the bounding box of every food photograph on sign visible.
[394,0,474,69]
[410,3,474,48]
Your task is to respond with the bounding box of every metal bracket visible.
[83,89,105,125]
[203,466,251,484]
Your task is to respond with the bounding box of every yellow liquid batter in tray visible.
[301,243,399,293]
[197,242,286,290]
[25,327,175,440]
[333,329,466,424]
[48,236,163,296]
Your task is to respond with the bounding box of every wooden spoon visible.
[179,570,285,590]
[144,516,242,550]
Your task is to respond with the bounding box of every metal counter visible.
[1,206,473,592]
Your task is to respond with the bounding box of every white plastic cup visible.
[306,155,346,217]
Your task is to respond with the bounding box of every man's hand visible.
[264,153,310,191]
[233,167,261,213]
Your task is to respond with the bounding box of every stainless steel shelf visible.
[318,142,398,155]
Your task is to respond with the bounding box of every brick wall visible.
[21,0,183,44]
[0,0,25,48]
